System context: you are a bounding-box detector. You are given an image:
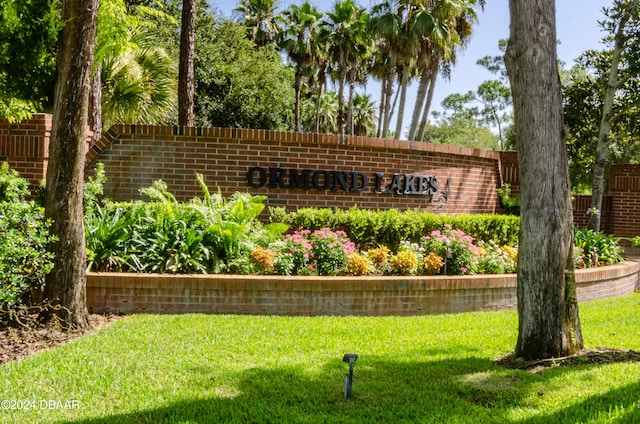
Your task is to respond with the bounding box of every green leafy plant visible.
[574,228,624,267]
[0,162,29,202]
[85,206,132,272]
[270,206,520,249]
[497,183,520,216]
[0,201,55,307]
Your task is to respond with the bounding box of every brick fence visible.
[86,260,640,316]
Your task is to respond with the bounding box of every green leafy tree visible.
[194,20,294,129]
[0,0,62,119]
[585,0,640,231]
[410,0,485,142]
[96,0,178,135]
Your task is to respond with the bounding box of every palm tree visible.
[92,0,177,139]
[302,91,338,133]
[278,2,323,131]
[370,0,422,139]
[411,0,484,141]
[370,1,400,138]
[234,0,280,47]
[101,47,177,129]
[320,0,370,136]
[352,93,377,135]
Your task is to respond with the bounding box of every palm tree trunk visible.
[376,77,386,138]
[337,72,346,136]
[382,73,394,138]
[416,64,439,141]
[294,70,303,131]
[408,69,430,141]
[347,68,356,135]
[394,66,409,139]
[315,65,326,134]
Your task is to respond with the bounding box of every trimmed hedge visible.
[269,206,520,251]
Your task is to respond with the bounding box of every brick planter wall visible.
[86,260,640,316]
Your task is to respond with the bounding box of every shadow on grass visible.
[57,348,640,424]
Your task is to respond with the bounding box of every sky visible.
[212,0,611,138]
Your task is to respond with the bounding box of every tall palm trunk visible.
[394,66,409,139]
[382,73,395,138]
[376,77,387,138]
[314,64,326,134]
[294,69,303,131]
[337,72,346,136]
[416,63,439,141]
[347,68,357,135]
[408,67,430,141]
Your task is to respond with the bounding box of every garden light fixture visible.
[342,353,358,399]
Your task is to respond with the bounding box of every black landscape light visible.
[342,353,358,399]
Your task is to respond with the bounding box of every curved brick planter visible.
[86,260,640,316]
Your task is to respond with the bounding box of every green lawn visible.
[1,293,639,424]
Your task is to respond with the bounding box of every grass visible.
[0,293,639,424]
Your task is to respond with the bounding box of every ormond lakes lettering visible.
[246,167,438,195]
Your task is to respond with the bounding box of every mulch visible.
[0,313,121,365]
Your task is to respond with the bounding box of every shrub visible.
[346,252,374,276]
[366,245,391,275]
[86,176,287,274]
[389,249,420,276]
[0,162,29,202]
[423,252,444,275]
[270,206,520,249]
[0,201,55,307]
[497,183,520,215]
[270,228,355,276]
[309,228,355,276]
[420,225,479,275]
[250,248,276,274]
[86,206,133,272]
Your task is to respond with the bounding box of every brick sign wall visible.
[86,124,503,214]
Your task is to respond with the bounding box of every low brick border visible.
[86,260,640,316]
